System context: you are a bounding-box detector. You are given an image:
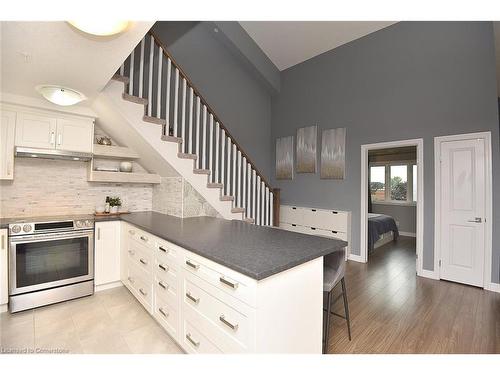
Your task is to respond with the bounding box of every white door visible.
[0,110,16,180]
[15,112,57,149]
[439,137,486,287]
[95,221,121,286]
[56,118,93,153]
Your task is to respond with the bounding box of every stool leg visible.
[341,277,351,341]
[323,290,332,353]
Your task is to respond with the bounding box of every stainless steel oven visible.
[8,218,95,312]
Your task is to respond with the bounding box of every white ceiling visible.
[0,21,153,105]
[239,21,396,71]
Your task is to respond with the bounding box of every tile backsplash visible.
[0,158,153,218]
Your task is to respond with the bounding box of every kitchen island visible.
[100,212,348,353]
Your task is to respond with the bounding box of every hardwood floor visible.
[327,236,500,354]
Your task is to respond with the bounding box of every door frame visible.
[434,131,493,288]
[359,138,424,275]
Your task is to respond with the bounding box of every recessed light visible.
[68,21,129,36]
[35,85,86,106]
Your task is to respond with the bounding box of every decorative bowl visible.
[119,161,133,173]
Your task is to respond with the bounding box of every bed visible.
[368,213,399,251]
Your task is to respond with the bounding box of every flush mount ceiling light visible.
[68,21,129,36]
[36,85,86,106]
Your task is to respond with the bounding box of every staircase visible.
[96,31,279,225]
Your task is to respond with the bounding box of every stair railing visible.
[117,31,280,226]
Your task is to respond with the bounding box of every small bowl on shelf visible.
[95,205,105,214]
[119,161,133,173]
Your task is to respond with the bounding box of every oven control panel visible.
[9,219,94,236]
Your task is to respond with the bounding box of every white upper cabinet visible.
[0,110,16,180]
[56,118,94,153]
[15,110,94,153]
[15,112,57,150]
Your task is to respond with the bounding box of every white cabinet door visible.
[95,221,121,286]
[15,112,57,149]
[0,229,8,306]
[0,110,16,180]
[56,118,93,153]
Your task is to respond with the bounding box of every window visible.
[370,161,417,204]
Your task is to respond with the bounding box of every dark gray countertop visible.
[1,211,347,280]
[99,211,347,280]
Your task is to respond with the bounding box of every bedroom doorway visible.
[360,139,424,275]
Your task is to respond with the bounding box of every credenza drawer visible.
[155,238,179,265]
[280,205,305,225]
[126,262,152,312]
[182,251,256,308]
[154,272,178,307]
[302,209,348,232]
[127,226,154,249]
[126,239,152,276]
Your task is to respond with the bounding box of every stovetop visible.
[0,214,96,229]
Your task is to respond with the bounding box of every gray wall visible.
[152,22,273,180]
[372,204,416,234]
[271,22,500,282]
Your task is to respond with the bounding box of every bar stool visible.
[323,250,351,353]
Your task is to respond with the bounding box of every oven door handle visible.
[9,229,94,243]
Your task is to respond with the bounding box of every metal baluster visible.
[173,68,179,137]
[138,38,145,97]
[147,35,154,116]
[156,49,162,118]
[181,78,187,151]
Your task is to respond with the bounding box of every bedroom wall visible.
[372,204,416,234]
[271,21,500,282]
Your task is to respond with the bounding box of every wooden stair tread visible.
[178,153,197,160]
[122,93,148,105]
[112,74,129,84]
[220,195,234,201]
[207,183,223,189]
[193,169,210,175]
[161,135,183,143]
[143,115,166,125]
[231,207,245,213]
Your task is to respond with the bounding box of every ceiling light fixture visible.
[68,21,130,36]
[36,85,86,106]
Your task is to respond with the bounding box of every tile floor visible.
[0,286,184,354]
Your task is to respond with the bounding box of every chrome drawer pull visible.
[219,315,239,331]
[159,307,169,318]
[158,281,168,290]
[158,264,169,272]
[185,292,199,304]
[219,277,238,289]
[139,288,147,296]
[140,235,148,242]
[140,258,148,265]
[185,260,199,270]
[159,246,168,253]
[186,333,200,347]
[127,276,135,284]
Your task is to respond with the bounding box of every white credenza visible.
[279,205,351,260]
[117,221,322,354]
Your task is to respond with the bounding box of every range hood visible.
[15,147,93,161]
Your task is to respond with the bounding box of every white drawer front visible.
[182,252,256,307]
[127,226,154,249]
[182,319,223,354]
[127,239,152,276]
[183,272,251,350]
[154,272,178,307]
[303,209,348,232]
[154,292,179,340]
[155,238,179,264]
[126,263,152,311]
[155,257,178,285]
[280,205,305,225]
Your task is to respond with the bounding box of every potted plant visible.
[108,197,122,214]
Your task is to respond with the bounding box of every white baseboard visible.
[418,268,439,280]
[95,281,123,292]
[348,253,366,263]
[0,304,7,313]
[485,282,500,293]
[399,231,416,237]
